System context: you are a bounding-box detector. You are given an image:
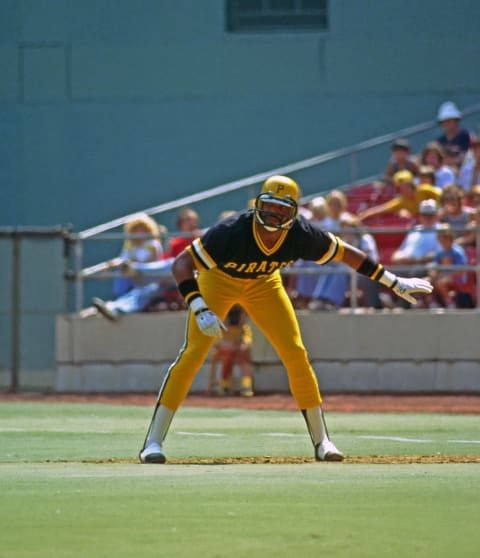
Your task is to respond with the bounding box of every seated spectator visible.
[428,223,473,309]
[389,199,442,308]
[307,263,350,311]
[438,184,475,244]
[455,184,480,248]
[436,101,475,166]
[338,217,383,309]
[468,183,480,215]
[288,192,351,308]
[308,216,382,310]
[443,144,463,176]
[324,189,352,231]
[357,170,440,223]
[417,165,437,187]
[91,258,176,320]
[208,305,254,397]
[114,213,165,298]
[457,136,480,192]
[384,138,419,187]
[165,207,202,258]
[309,196,329,226]
[391,200,441,268]
[420,141,456,189]
[88,213,179,320]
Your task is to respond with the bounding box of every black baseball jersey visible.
[188,210,341,279]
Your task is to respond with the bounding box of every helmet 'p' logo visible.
[276,184,285,194]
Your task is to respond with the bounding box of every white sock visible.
[145,405,174,447]
[302,407,329,446]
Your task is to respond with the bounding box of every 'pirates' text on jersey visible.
[188,210,341,279]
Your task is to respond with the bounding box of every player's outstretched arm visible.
[340,242,433,305]
[173,250,226,337]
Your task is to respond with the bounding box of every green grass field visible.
[0,402,479,558]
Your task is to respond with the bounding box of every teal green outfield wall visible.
[1,1,479,385]
[1,1,480,231]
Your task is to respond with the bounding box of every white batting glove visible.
[380,270,433,305]
[190,297,227,338]
[392,277,433,305]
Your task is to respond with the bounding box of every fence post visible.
[74,239,84,313]
[10,234,21,392]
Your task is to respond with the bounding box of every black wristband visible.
[178,278,201,305]
[356,256,383,280]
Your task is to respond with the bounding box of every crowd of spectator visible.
[289,100,479,311]
[85,99,479,323]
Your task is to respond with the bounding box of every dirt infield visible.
[1,391,480,414]
[70,455,480,464]
[144,455,480,464]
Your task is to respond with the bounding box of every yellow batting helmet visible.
[254,175,300,231]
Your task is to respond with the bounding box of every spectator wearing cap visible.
[384,138,419,187]
[357,170,441,223]
[391,200,442,267]
[386,199,441,308]
[420,141,456,188]
[436,101,475,164]
[457,136,480,192]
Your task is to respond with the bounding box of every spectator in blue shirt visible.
[428,223,473,309]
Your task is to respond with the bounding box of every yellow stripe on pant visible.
[159,268,322,411]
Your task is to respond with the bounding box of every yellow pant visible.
[159,268,322,411]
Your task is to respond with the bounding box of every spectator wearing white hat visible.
[389,199,442,308]
[436,101,475,167]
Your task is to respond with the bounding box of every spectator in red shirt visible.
[166,207,202,258]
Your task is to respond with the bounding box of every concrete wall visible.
[55,311,480,394]
[0,235,66,390]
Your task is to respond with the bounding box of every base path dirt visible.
[1,391,480,414]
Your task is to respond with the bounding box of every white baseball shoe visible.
[139,442,166,464]
[92,297,120,322]
[315,439,344,462]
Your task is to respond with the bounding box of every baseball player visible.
[140,175,433,463]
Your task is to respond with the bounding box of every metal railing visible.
[65,225,480,313]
